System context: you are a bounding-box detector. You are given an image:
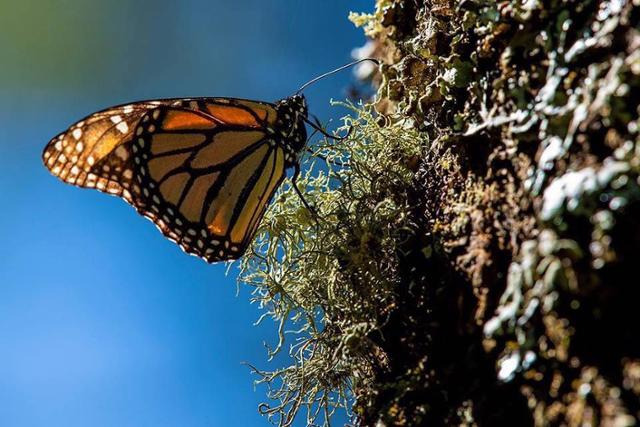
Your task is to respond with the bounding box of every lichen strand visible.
[348,0,640,425]
[238,103,428,426]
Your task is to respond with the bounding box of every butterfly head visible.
[288,93,308,116]
[279,94,308,123]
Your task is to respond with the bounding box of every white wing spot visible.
[75,141,84,152]
[123,106,134,114]
[110,115,122,124]
[152,110,161,120]
[72,128,83,140]
[87,155,95,166]
[116,122,129,134]
[54,140,63,151]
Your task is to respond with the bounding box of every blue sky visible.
[0,1,369,425]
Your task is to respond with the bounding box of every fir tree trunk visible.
[349,0,640,425]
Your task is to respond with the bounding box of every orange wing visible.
[43,98,289,262]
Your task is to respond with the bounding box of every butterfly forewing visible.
[42,96,306,263]
[42,102,158,195]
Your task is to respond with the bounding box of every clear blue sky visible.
[0,1,369,425]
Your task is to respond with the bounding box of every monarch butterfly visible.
[42,59,377,263]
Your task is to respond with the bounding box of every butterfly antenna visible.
[296,58,380,94]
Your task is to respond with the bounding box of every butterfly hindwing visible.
[43,96,306,263]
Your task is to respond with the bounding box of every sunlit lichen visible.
[238,102,427,426]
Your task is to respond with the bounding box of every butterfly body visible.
[43,95,308,262]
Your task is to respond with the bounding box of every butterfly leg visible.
[305,118,349,167]
[313,114,353,140]
[303,115,353,141]
[291,164,320,224]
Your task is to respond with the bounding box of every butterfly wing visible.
[42,101,161,194]
[43,98,289,262]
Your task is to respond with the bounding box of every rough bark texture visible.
[349,0,640,425]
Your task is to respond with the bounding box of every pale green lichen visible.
[238,102,427,426]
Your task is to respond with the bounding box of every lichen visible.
[238,102,427,426]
